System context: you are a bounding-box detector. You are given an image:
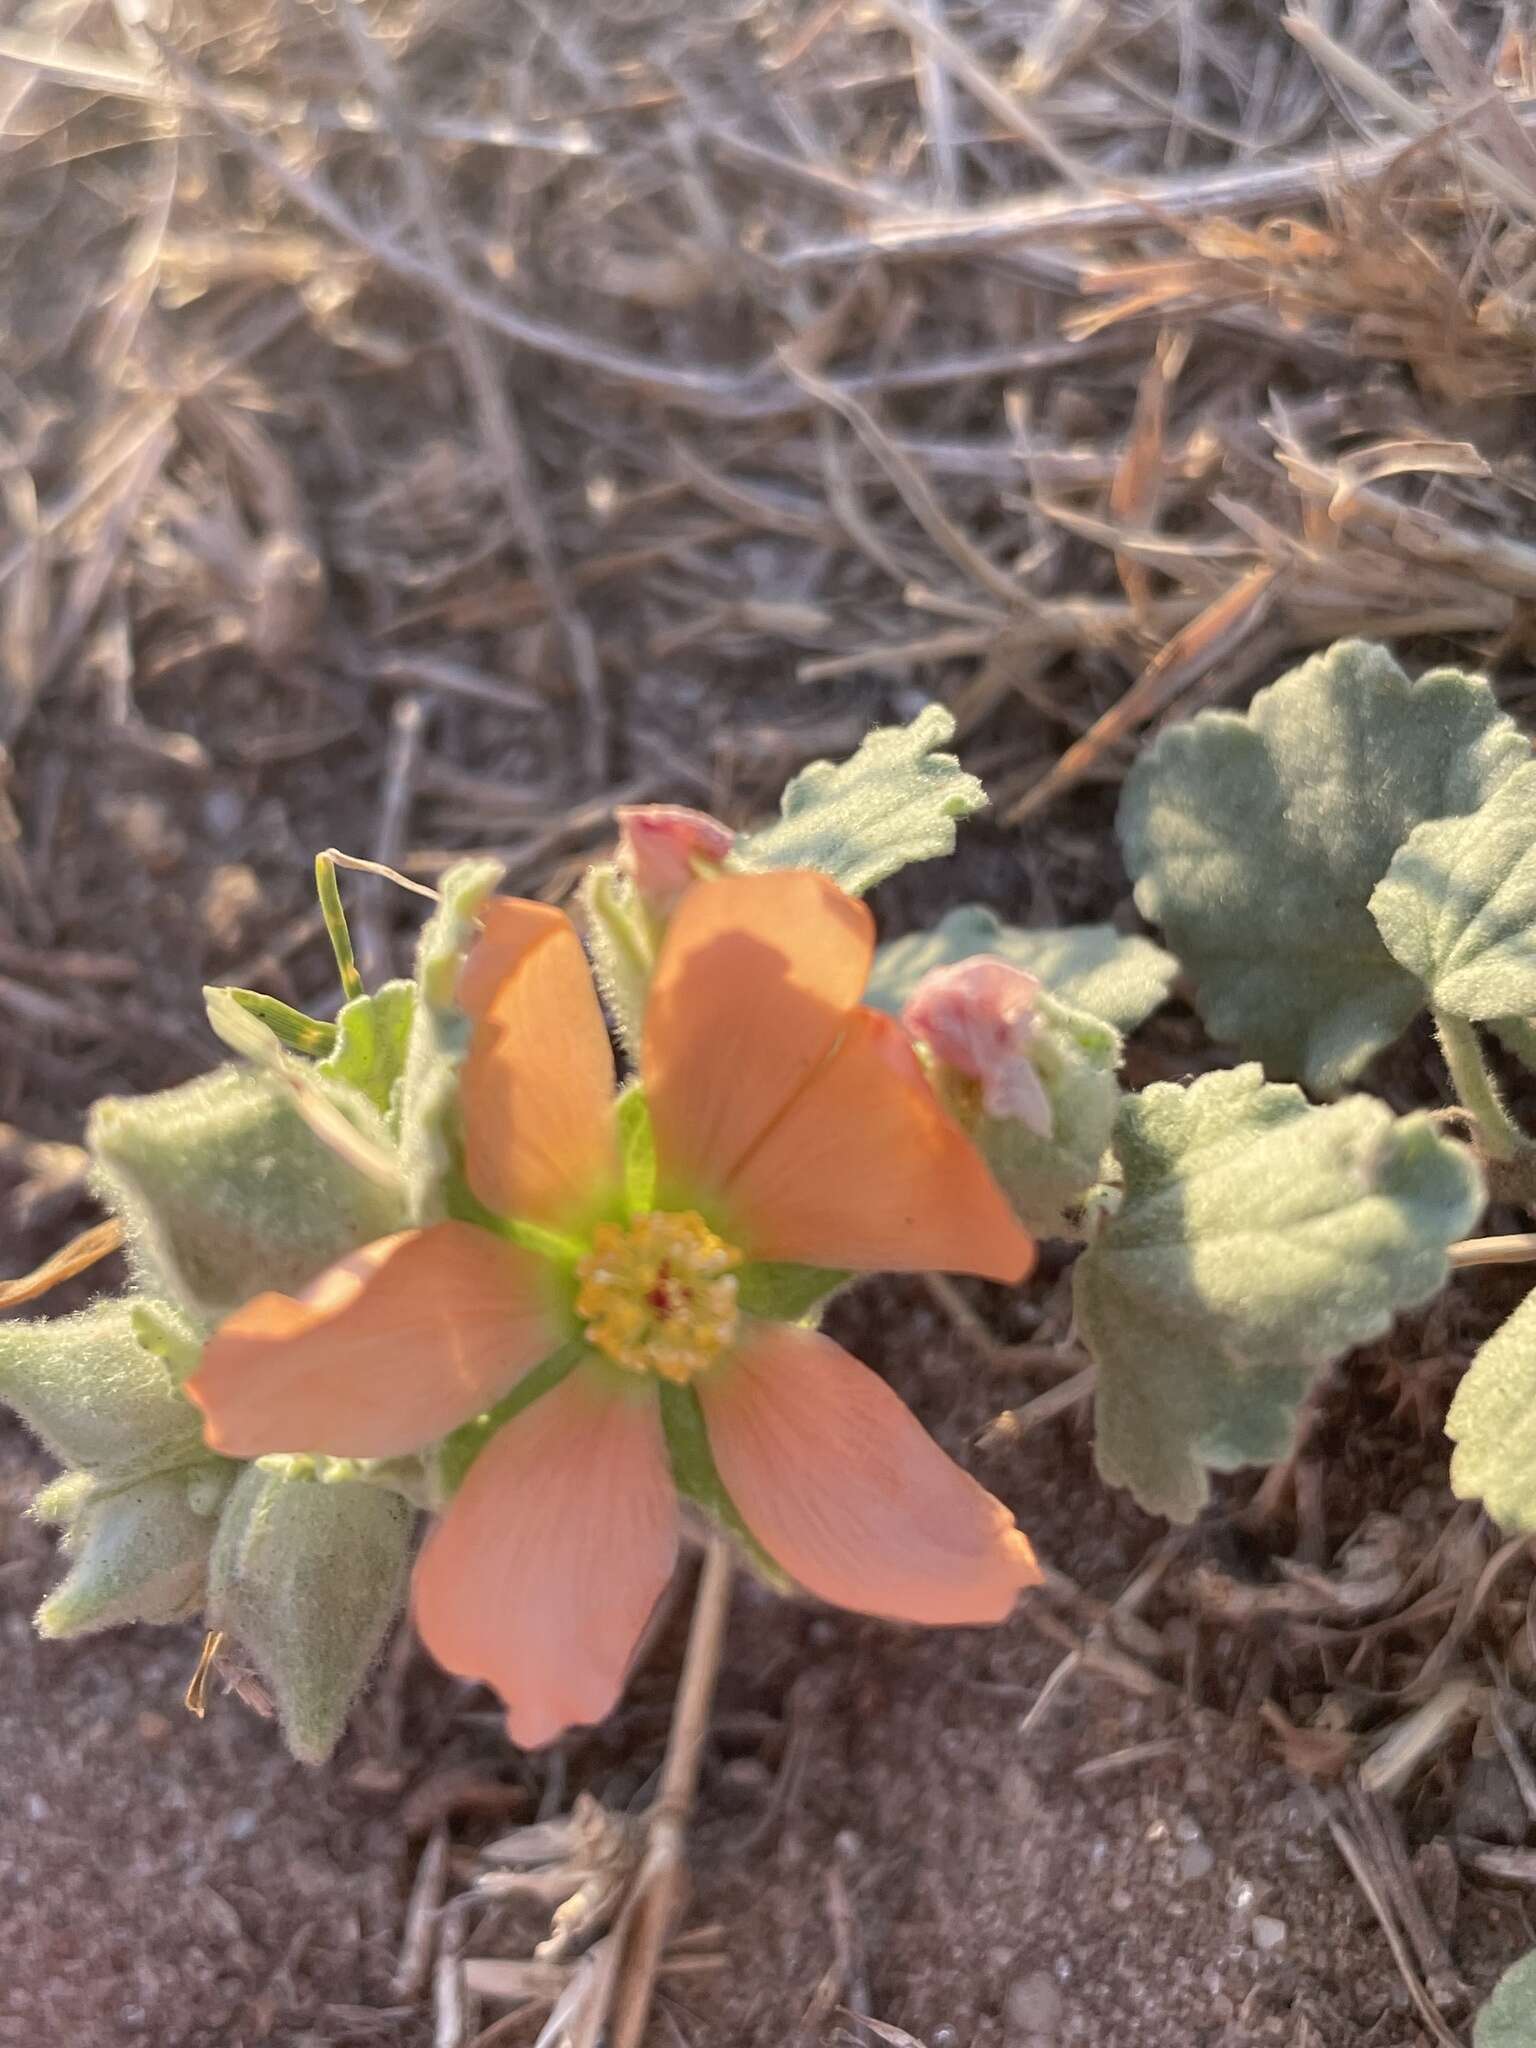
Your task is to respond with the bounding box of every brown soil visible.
[7,1,1536,2042]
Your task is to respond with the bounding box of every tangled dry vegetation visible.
[12,1,1536,2042]
[8,0,1536,1014]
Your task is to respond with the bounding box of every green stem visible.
[315,852,365,1002]
[1435,1012,1523,1163]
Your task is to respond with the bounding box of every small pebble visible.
[1006,1971,1063,2034]
[225,1808,260,1843]
[24,1794,49,1823]
[1109,1887,1133,1912]
[1177,1842,1215,1883]
[1251,1916,1287,1951]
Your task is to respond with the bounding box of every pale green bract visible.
[1077,1066,1483,1521]
[209,1462,413,1766]
[1447,1291,1536,1532]
[1119,640,1528,1094]
[1476,1949,1536,2048]
[865,904,1176,1033]
[1370,759,1536,1021]
[733,704,985,895]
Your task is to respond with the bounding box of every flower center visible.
[574,1210,742,1384]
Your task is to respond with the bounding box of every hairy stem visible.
[1435,1013,1522,1164]
[607,1534,735,2048]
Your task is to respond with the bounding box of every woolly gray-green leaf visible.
[1076,1066,1483,1522]
[1476,1949,1536,2048]
[733,705,984,895]
[1119,640,1528,1093]
[319,979,416,1121]
[209,1463,413,1765]
[36,1469,227,1637]
[0,1300,208,1477]
[866,906,1176,1033]
[91,1065,405,1323]
[396,858,504,1224]
[974,992,1122,1239]
[1370,760,1536,1021]
[1447,1291,1536,1532]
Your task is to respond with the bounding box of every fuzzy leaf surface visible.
[209,1463,412,1764]
[733,706,984,895]
[1447,1290,1536,1532]
[1370,760,1536,1021]
[1477,1950,1536,2048]
[319,980,416,1119]
[866,905,1176,1033]
[1077,1066,1482,1521]
[91,1065,404,1322]
[1119,641,1528,1092]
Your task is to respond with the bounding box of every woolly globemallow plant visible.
[186,871,1041,1746]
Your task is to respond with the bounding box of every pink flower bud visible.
[615,805,735,915]
[902,955,1053,1138]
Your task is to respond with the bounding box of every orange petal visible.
[458,897,569,1021]
[700,1323,1039,1625]
[460,902,620,1229]
[723,1007,1035,1281]
[645,872,874,1204]
[413,1366,678,1747]
[187,1223,560,1460]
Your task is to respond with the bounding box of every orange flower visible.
[188,873,1039,1747]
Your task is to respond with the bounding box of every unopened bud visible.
[90,1066,406,1323]
[36,1468,228,1637]
[903,955,1053,1137]
[208,1463,413,1764]
[615,805,734,917]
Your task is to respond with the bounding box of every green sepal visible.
[617,1083,657,1214]
[1476,1949,1536,2048]
[580,863,654,1053]
[128,1299,203,1388]
[1447,1291,1536,1533]
[29,1469,94,1528]
[972,991,1122,1240]
[434,1341,586,1500]
[735,1263,848,1322]
[208,1462,413,1765]
[0,1300,208,1479]
[90,1064,405,1323]
[396,859,504,1225]
[1119,640,1528,1094]
[1076,1066,1484,1522]
[866,906,1176,1035]
[36,1467,231,1638]
[658,1381,791,1591]
[733,705,985,896]
[319,980,416,1121]
[221,990,337,1058]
